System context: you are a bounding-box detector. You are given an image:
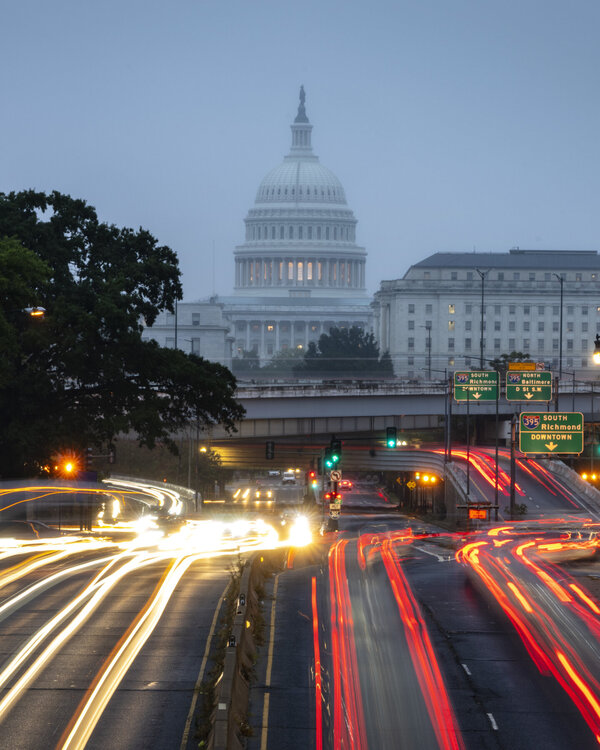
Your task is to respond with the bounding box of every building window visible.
[298,226,303,239]
[509,338,516,349]
[191,338,200,354]
[582,306,588,315]
[287,262,294,280]
[317,226,321,239]
[553,339,559,350]
[494,321,501,331]
[514,272,520,280]
[576,273,582,281]
[582,358,588,367]
[267,324,274,332]
[465,304,472,314]
[553,321,559,332]
[448,358,455,366]
[582,322,588,332]
[582,339,588,352]
[567,339,573,351]
[467,272,473,280]
[529,273,535,281]
[465,321,472,331]
[494,305,501,314]
[567,322,574,333]
[524,305,530,315]
[553,305,559,315]
[465,357,471,366]
[425,304,432,314]
[408,304,415,313]
[538,339,545,351]
[448,338,455,350]
[408,337,414,349]
[494,338,501,349]
[325,227,330,240]
[567,305,574,315]
[192,313,200,326]
[318,262,322,281]
[280,226,284,239]
[538,322,545,332]
[523,338,530,349]
[448,320,455,331]
[288,226,293,239]
[449,304,455,314]
[509,321,516,332]
[408,357,414,365]
[408,320,415,330]
[308,226,312,239]
[297,262,303,281]
[465,338,471,349]
[451,272,457,280]
[497,272,504,281]
[307,262,313,280]
[524,321,530,331]
[509,305,516,314]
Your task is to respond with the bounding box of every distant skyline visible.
[3,1,600,301]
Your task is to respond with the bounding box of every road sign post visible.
[519,412,584,454]
[506,371,552,402]
[454,371,498,402]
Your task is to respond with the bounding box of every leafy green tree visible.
[487,351,532,376]
[0,190,244,478]
[294,326,394,379]
[231,348,260,376]
[259,347,304,378]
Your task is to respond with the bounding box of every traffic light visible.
[386,427,397,448]
[308,470,318,489]
[324,449,334,470]
[330,438,342,464]
[265,441,275,459]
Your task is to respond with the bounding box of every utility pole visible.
[476,268,488,369]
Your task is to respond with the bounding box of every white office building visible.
[372,249,600,380]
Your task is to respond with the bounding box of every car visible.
[267,470,281,477]
[282,471,296,484]
[339,479,353,490]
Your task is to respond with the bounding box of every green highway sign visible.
[454,371,498,402]
[506,371,553,402]
[519,412,584,454]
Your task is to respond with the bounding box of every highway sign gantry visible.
[519,412,584,454]
[506,371,553,402]
[454,371,498,402]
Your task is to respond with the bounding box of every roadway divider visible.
[543,459,600,507]
[208,552,282,750]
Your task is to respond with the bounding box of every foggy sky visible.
[3,0,600,301]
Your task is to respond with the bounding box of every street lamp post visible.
[420,324,432,379]
[552,273,564,377]
[476,269,488,369]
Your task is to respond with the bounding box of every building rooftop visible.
[412,249,600,271]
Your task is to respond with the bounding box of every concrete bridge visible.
[207,378,600,441]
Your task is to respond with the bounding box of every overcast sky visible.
[3,1,600,301]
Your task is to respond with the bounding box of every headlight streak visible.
[457,526,600,743]
[0,512,310,737]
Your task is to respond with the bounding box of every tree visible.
[294,326,394,379]
[487,351,532,376]
[231,348,260,376]
[259,348,304,378]
[0,190,244,478]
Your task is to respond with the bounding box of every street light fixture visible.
[475,269,488,369]
[593,334,600,365]
[552,273,564,377]
[24,306,46,318]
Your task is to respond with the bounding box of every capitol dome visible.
[234,87,366,298]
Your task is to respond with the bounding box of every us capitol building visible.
[143,88,372,365]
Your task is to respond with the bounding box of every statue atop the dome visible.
[294,85,309,123]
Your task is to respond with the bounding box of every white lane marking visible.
[415,545,453,562]
[461,663,471,676]
[487,712,498,730]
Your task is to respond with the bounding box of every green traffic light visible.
[386,438,396,448]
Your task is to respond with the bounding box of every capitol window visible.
[287,262,294,280]
[297,262,304,281]
[308,226,312,239]
[325,227,330,240]
[289,226,293,239]
[271,226,276,239]
[298,226,303,239]
[317,226,321,239]
[307,262,313,280]
[280,226,284,239]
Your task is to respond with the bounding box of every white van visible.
[282,471,296,484]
